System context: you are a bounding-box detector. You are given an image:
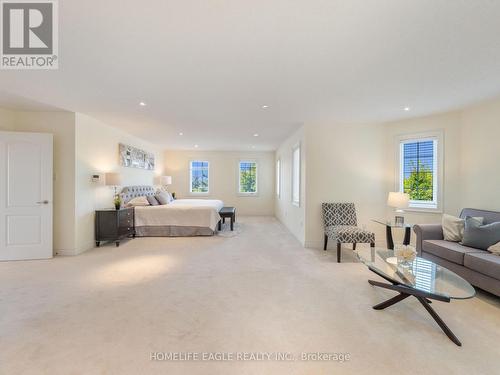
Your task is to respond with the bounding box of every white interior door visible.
[0,131,53,261]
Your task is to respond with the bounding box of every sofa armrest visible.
[413,224,444,255]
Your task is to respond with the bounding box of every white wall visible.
[383,111,463,226]
[460,98,500,211]
[75,113,165,254]
[275,127,306,244]
[0,108,16,128]
[303,123,387,248]
[0,109,77,254]
[164,150,275,216]
[383,96,500,220]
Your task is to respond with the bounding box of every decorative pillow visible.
[155,191,173,205]
[126,196,150,207]
[146,195,159,206]
[462,217,500,250]
[487,242,500,256]
[442,214,483,242]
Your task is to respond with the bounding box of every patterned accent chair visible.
[322,203,375,263]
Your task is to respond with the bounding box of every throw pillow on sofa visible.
[442,214,483,242]
[488,242,500,256]
[462,217,500,250]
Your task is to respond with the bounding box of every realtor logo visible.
[1,0,58,69]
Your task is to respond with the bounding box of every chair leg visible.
[337,243,342,263]
[353,243,357,250]
[370,242,375,248]
[324,235,328,251]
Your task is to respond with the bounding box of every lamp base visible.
[394,215,405,226]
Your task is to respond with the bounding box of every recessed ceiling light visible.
[251,145,256,149]
[179,132,183,136]
[404,107,410,111]
[262,105,269,109]
[194,144,199,148]
[139,101,146,106]
[253,133,259,137]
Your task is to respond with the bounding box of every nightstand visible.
[95,207,135,247]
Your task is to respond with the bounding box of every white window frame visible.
[395,131,443,212]
[189,160,210,195]
[238,160,258,196]
[291,144,301,207]
[276,158,281,198]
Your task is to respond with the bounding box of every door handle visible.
[36,200,50,204]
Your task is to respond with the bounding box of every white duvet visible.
[134,199,223,230]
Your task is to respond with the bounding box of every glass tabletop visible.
[356,247,476,300]
[372,219,413,228]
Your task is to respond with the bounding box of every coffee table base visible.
[368,267,462,347]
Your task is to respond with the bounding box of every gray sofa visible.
[414,208,500,297]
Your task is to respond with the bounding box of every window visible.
[238,160,257,194]
[276,159,281,198]
[398,133,441,210]
[190,161,209,193]
[292,145,300,206]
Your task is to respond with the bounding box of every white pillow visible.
[155,191,173,205]
[126,196,150,207]
[488,242,500,256]
[442,214,483,242]
[442,214,465,242]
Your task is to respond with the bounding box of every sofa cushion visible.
[462,217,500,250]
[442,214,483,242]
[488,241,500,256]
[464,252,500,280]
[422,240,483,265]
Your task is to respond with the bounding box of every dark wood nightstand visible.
[95,207,135,247]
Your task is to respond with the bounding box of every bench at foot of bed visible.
[219,207,236,231]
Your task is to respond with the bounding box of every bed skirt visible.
[135,225,215,237]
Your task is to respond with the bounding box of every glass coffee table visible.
[356,247,476,346]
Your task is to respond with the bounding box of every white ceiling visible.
[1,0,500,150]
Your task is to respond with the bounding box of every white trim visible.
[395,130,444,213]
[237,159,258,196]
[189,160,210,195]
[276,158,281,199]
[291,143,301,207]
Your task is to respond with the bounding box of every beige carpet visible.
[1,216,499,375]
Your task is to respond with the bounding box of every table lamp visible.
[105,172,122,209]
[160,176,172,190]
[387,192,410,225]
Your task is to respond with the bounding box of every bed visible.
[120,186,223,237]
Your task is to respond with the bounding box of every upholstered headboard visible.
[120,185,156,203]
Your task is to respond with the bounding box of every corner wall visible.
[303,123,387,248]
[74,113,165,254]
[280,96,500,250]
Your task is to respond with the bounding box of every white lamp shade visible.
[160,176,172,185]
[387,192,410,209]
[105,172,122,186]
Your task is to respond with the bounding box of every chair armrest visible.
[413,224,444,255]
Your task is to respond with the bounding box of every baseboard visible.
[55,242,94,256]
[304,240,386,250]
[55,248,78,256]
[304,240,322,249]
